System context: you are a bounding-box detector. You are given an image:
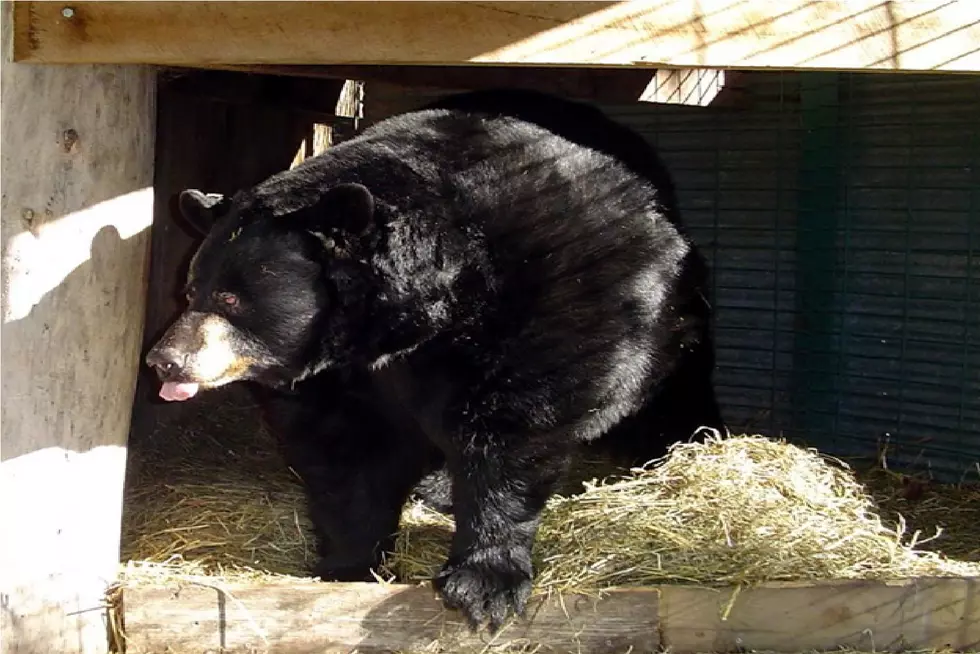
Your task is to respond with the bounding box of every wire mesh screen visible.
[602,71,980,480]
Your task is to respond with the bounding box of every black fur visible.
[150,89,724,631]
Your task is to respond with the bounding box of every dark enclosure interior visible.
[127,68,980,495]
[604,72,980,481]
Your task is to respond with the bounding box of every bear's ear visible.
[316,183,375,236]
[177,189,228,236]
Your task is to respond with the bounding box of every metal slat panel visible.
[604,72,979,479]
[825,74,980,478]
[602,72,803,450]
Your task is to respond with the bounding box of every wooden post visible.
[0,3,156,652]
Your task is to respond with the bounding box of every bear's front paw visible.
[433,545,533,632]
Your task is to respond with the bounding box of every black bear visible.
[146,89,724,631]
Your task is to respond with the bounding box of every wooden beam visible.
[0,3,156,652]
[11,1,980,73]
[117,577,980,653]
[119,581,660,654]
[640,69,742,106]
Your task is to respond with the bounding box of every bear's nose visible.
[145,347,186,381]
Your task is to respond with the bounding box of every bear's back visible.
[355,104,695,391]
[352,104,685,268]
[252,99,694,345]
[424,89,681,222]
[247,93,716,447]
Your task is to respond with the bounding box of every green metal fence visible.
[603,71,980,480]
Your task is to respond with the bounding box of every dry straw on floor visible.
[122,387,980,597]
[383,432,980,595]
[122,388,315,577]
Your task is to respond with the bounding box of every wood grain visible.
[0,3,156,652]
[658,578,980,652]
[120,581,659,654]
[119,577,980,653]
[640,69,741,106]
[11,1,980,73]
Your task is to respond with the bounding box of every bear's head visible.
[145,182,378,401]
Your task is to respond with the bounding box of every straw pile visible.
[121,386,980,596]
[382,432,980,594]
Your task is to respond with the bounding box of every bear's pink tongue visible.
[160,382,200,402]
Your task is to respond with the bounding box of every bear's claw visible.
[433,547,533,632]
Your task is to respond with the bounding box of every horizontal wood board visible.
[119,577,980,653]
[11,1,980,73]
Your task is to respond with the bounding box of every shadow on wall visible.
[1,3,157,643]
[0,221,151,649]
[1,220,151,460]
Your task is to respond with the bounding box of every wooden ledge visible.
[116,576,980,653]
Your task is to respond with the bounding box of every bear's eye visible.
[215,291,241,311]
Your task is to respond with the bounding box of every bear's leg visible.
[272,391,440,582]
[303,442,435,582]
[411,466,454,514]
[432,433,569,631]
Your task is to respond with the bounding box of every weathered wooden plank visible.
[11,1,980,73]
[120,582,659,654]
[640,69,744,106]
[659,578,980,652]
[119,578,980,653]
[0,3,156,652]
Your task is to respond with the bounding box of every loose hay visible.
[859,465,980,562]
[123,388,979,599]
[121,386,316,577]
[122,473,313,576]
[381,432,980,595]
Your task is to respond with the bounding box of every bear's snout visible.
[145,345,187,381]
[144,312,252,402]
